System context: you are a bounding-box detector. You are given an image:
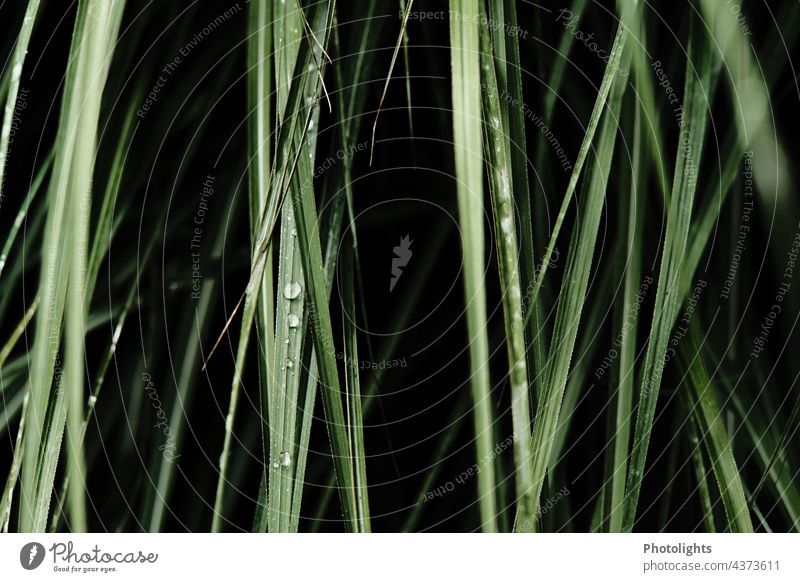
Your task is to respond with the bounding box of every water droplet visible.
[88,396,97,406]
[279,451,291,466]
[288,314,299,328]
[283,282,301,299]
[285,359,293,369]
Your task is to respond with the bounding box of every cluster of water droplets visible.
[272,450,292,469]
[282,280,302,375]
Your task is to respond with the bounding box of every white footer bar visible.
[1,534,796,581]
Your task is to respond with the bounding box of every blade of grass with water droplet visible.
[211,0,334,531]
[266,0,304,534]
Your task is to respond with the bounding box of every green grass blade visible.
[490,0,547,402]
[0,0,41,208]
[286,120,359,530]
[246,1,275,524]
[520,7,633,531]
[0,392,28,532]
[341,244,370,531]
[477,0,534,528]
[0,151,51,282]
[522,1,636,330]
[726,378,800,527]
[680,325,753,531]
[284,10,382,531]
[621,16,716,531]
[66,0,128,533]
[266,0,303,534]
[84,97,138,304]
[369,0,413,163]
[531,0,587,254]
[211,0,331,531]
[548,275,612,475]
[686,404,717,532]
[449,0,497,531]
[0,298,39,531]
[268,206,307,531]
[21,0,124,533]
[608,101,647,532]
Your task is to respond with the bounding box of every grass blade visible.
[477,0,534,528]
[522,1,636,326]
[21,0,125,533]
[449,0,497,531]
[521,3,634,531]
[680,324,753,531]
[0,0,41,210]
[622,15,716,531]
[341,244,370,531]
[608,99,647,532]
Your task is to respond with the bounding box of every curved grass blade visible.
[21,0,125,533]
[0,297,40,531]
[0,152,52,283]
[522,0,637,330]
[369,0,414,165]
[0,0,42,209]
